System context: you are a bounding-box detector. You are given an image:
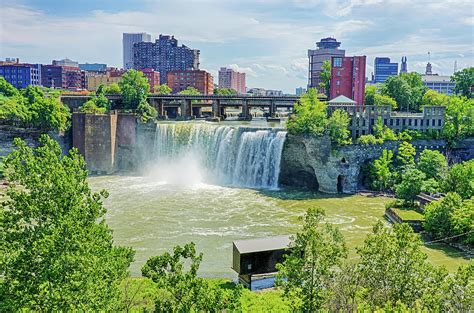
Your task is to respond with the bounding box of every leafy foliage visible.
[442,96,474,142]
[443,159,474,199]
[0,79,70,131]
[276,207,347,312]
[178,86,201,95]
[154,84,172,95]
[424,192,474,245]
[136,100,157,122]
[319,60,331,97]
[381,73,426,112]
[371,149,394,191]
[396,141,416,167]
[0,136,134,311]
[327,109,351,145]
[141,242,242,312]
[287,88,327,136]
[214,87,237,95]
[119,69,150,110]
[417,149,448,180]
[395,168,426,203]
[451,67,474,98]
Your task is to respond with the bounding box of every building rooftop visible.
[421,75,453,83]
[328,95,356,104]
[233,235,291,254]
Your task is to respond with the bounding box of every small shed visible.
[232,235,292,290]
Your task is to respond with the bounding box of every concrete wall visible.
[279,134,448,194]
[72,112,118,174]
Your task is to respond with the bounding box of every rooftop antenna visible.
[428,51,431,62]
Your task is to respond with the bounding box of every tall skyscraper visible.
[374,57,398,83]
[308,37,345,92]
[123,33,151,70]
[218,67,246,94]
[400,56,408,73]
[329,55,366,105]
[133,34,200,84]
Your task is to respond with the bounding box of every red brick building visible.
[41,65,86,90]
[329,55,366,105]
[167,70,214,95]
[140,68,160,92]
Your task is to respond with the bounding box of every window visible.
[420,120,424,126]
[396,119,400,126]
[336,70,341,76]
[333,57,343,67]
[336,80,340,86]
[438,119,442,126]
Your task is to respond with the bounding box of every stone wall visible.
[72,112,117,174]
[279,134,448,194]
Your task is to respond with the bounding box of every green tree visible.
[104,83,121,94]
[424,192,463,240]
[286,88,328,135]
[154,84,172,95]
[178,86,201,95]
[364,85,377,106]
[442,96,474,142]
[356,222,446,309]
[141,242,241,312]
[276,208,347,312]
[395,168,426,203]
[451,67,474,98]
[371,149,394,191]
[374,94,398,109]
[373,117,397,141]
[417,149,448,181]
[443,159,474,199]
[0,136,134,311]
[79,99,107,114]
[0,76,20,97]
[382,73,426,111]
[319,60,331,97]
[119,69,150,110]
[422,89,449,106]
[327,109,351,145]
[396,141,416,167]
[214,87,237,95]
[441,262,474,311]
[136,100,157,122]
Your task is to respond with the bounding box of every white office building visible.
[122,33,151,70]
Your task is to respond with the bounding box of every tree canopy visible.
[451,67,474,98]
[154,84,172,95]
[381,73,426,112]
[0,136,134,311]
[119,69,150,110]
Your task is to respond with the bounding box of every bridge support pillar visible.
[180,99,193,119]
[269,100,277,117]
[212,99,221,118]
[240,100,251,120]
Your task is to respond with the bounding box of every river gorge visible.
[81,121,469,277]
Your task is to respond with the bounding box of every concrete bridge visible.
[60,94,309,120]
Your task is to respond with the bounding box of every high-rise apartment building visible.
[0,59,41,89]
[374,57,398,83]
[329,55,366,105]
[218,67,246,94]
[167,70,213,95]
[308,37,345,92]
[123,32,152,70]
[133,34,200,84]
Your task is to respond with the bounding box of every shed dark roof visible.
[233,235,291,254]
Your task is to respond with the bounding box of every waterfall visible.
[152,123,287,189]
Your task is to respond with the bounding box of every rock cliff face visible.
[0,124,70,158]
[279,134,448,194]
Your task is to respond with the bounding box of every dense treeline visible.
[366,141,474,246]
[0,77,70,131]
[1,137,472,311]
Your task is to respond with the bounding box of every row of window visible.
[350,117,443,128]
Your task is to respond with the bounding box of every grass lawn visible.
[392,208,425,221]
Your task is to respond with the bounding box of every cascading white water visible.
[152,123,287,189]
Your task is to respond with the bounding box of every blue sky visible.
[1,0,473,93]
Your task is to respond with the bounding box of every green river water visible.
[89,175,470,278]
